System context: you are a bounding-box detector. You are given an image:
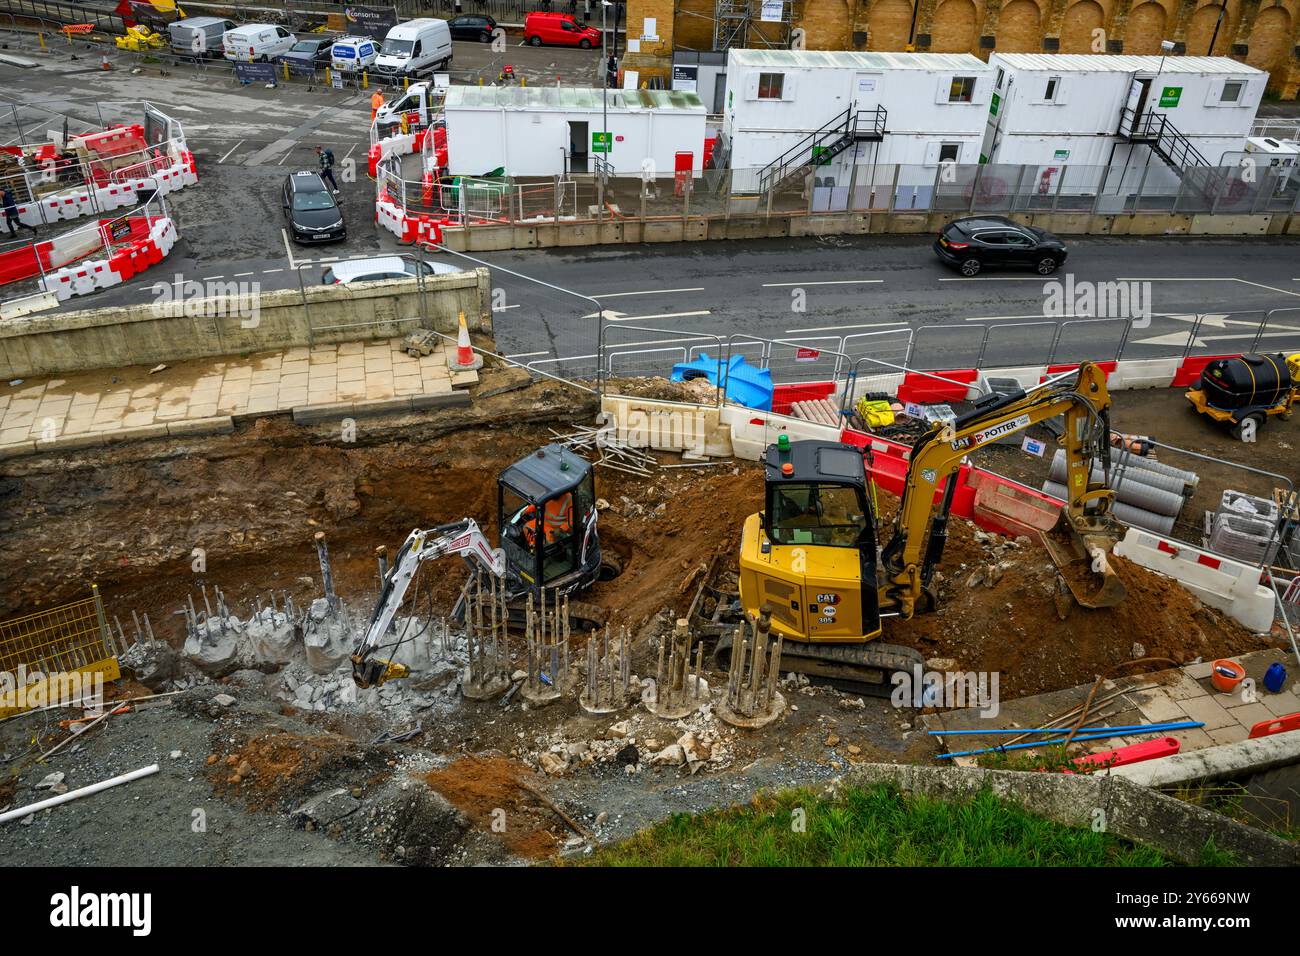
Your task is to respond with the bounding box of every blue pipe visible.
[930,721,1202,736]
[936,722,1203,760]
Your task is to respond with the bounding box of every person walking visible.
[315,145,339,194]
[2,186,32,237]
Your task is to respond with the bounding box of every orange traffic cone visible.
[448,311,482,371]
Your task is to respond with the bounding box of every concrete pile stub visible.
[644,618,709,719]
[462,571,511,701]
[521,591,571,707]
[718,604,785,729]
[580,624,631,715]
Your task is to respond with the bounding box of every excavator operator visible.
[520,492,573,549]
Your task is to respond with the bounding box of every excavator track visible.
[711,632,924,699]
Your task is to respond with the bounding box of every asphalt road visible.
[3,30,1300,384]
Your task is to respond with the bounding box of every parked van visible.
[329,35,378,73]
[168,17,236,58]
[373,18,452,81]
[374,81,445,129]
[523,12,600,49]
[222,23,297,63]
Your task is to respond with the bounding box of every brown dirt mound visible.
[209,729,361,811]
[423,755,562,859]
[888,512,1273,698]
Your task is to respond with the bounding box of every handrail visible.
[757,107,852,195]
[1119,106,1210,169]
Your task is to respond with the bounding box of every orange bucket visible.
[1211,658,1246,693]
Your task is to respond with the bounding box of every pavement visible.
[926,648,1300,762]
[0,335,478,453]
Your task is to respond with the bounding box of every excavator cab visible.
[498,444,603,598]
[739,436,883,643]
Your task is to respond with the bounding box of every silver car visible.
[321,256,463,285]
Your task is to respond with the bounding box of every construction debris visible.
[550,425,660,476]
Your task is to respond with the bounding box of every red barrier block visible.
[367,144,382,178]
[1248,712,1300,739]
[1173,354,1241,388]
[897,369,978,405]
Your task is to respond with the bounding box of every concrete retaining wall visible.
[0,268,492,380]
[848,763,1299,866]
[443,209,1300,252]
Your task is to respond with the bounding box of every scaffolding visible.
[712,0,792,53]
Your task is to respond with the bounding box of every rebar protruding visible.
[719,603,786,728]
[314,531,339,614]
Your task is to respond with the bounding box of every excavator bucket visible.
[1039,511,1127,609]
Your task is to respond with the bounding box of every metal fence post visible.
[887,164,899,215]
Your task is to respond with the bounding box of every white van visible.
[373,19,452,81]
[168,17,236,58]
[222,23,297,62]
[329,35,378,74]
[375,81,445,129]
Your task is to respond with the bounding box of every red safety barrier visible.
[1041,360,1116,383]
[1248,712,1300,739]
[1070,737,1180,772]
[0,242,45,285]
[421,172,434,207]
[1172,354,1240,388]
[896,369,978,405]
[771,381,836,416]
[367,143,382,178]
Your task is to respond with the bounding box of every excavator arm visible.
[879,361,1122,618]
[351,518,506,688]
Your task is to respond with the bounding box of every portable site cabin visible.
[983,54,1266,203]
[722,49,995,194]
[442,86,707,178]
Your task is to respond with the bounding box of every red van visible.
[524,12,601,48]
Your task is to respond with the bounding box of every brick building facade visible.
[621,0,1300,99]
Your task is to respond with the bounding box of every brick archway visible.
[868,0,914,49]
[1061,0,1106,53]
[800,0,853,49]
[998,0,1044,52]
[1247,5,1294,92]
[932,0,979,52]
[1124,1,1170,55]
[1186,1,1239,57]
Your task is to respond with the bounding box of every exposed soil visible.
[423,756,563,858]
[208,729,365,812]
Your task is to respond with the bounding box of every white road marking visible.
[762,279,884,287]
[963,313,1085,322]
[233,272,254,277]
[277,148,296,165]
[493,304,521,311]
[591,287,705,298]
[262,268,283,274]
[202,275,225,281]
[217,140,245,164]
[281,229,297,269]
[1118,276,1300,299]
[603,310,712,323]
[937,277,1051,282]
[506,351,550,359]
[785,321,907,333]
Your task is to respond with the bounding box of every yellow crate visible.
[0,586,120,717]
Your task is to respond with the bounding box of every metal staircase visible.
[757,106,887,195]
[1117,107,1210,174]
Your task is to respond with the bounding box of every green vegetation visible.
[582,783,1175,867]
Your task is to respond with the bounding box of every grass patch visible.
[581,783,1175,867]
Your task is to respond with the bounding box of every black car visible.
[282,171,345,244]
[933,216,1067,277]
[447,14,497,42]
[277,36,334,69]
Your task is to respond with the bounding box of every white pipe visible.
[0,764,159,825]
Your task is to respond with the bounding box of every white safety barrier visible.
[1114,526,1276,633]
[15,155,198,228]
[39,216,176,302]
[376,197,406,240]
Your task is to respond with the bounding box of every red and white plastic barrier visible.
[39,216,177,302]
[375,193,445,247]
[14,151,199,229]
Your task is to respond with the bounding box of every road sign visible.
[592,131,612,154]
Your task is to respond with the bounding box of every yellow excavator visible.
[722,361,1126,690]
